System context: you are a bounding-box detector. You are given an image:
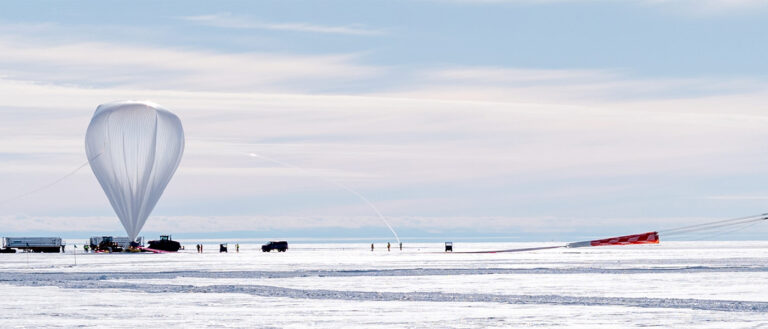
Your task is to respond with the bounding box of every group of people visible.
[371,242,402,251]
[196,243,239,253]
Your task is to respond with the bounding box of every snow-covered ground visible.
[1,241,767,328]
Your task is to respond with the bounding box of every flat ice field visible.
[1,241,768,328]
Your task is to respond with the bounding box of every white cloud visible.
[641,0,767,9]
[0,37,382,92]
[2,214,743,235]
[697,196,768,201]
[3,75,768,234]
[2,24,768,235]
[180,13,386,36]
[384,65,768,106]
[433,0,768,15]
[426,67,618,84]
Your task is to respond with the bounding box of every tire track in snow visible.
[12,279,768,313]
[4,265,768,282]
[1,271,768,313]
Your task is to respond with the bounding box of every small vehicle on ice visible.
[147,235,181,252]
[94,236,123,252]
[261,241,288,252]
[90,236,143,252]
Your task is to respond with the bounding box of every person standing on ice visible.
[236,243,239,253]
[371,243,374,252]
[399,242,402,251]
[387,242,391,252]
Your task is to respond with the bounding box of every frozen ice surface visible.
[1,241,768,328]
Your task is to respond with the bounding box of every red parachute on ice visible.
[454,213,767,254]
[566,231,659,248]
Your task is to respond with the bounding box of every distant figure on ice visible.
[387,242,391,252]
[399,242,402,251]
[236,243,240,253]
[196,244,200,253]
[371,243,374,252]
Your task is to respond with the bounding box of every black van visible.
[261,241,288,252]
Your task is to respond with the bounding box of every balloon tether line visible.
[0,153,102,207]
[248,152,401,244]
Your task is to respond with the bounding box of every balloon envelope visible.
[85,101,184,241]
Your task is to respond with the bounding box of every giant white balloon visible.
[85,101,184,241]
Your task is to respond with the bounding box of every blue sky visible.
[2,0,768,241]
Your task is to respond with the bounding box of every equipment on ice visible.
[93,236,123,253]
[3,237,62,253]
[147,235,181,252]
[89,236,143,252]
[566,231,659,248]
[454,213,768,254]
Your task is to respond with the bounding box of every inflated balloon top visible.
[85,101,184,241]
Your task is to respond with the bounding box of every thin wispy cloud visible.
[385,66,768,104]
[180,13,386,36]
[0,36,382,92]
[697,196,768,201]
[435,0,768,15]
[0,214,738,236]
[426,67,618,84]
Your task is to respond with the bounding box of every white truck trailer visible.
[3,237,63,253]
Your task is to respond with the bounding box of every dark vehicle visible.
[90,236,142,251]
[97,236,123,252]
[445,241,453,252]
[147,235,181,252]
[219,243,228,253]
[0,247,16,253]
[261,241,288,252]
